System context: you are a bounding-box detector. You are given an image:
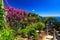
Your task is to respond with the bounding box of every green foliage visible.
[36,22,45,30]
[0,1,16,40]
[0,1,6,30]
[27,29,39,38]
[0,29,15,40]
[26,22,45,31]
[20,29,28,37]
[19,22,45,39]
[53,22,60,31]
[44,17,57,23]
[54,22,60,26]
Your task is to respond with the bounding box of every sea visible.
[55,17,60,22]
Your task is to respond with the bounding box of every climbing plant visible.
[0,0,6,30]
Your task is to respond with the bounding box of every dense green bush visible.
[0,29,16,40]
[0,1,15,40]
[0,1,6,30]
[19,22,45,39]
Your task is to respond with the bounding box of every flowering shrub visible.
[5,7,41,32]
[6,7,27,31]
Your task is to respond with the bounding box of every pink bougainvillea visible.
[5,7,40,31]
[5,7,27,31]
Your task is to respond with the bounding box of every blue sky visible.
[4,0,60,16]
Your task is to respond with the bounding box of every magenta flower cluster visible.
[6,7,26,22]
[5,7,40,31]
[5,7,27,30]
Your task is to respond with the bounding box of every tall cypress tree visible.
[0,0,6,29]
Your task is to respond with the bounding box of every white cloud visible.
[32,9,35,12]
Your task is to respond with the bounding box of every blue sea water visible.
[55,17,60,22]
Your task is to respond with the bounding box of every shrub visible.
[6,7,27,31]
[0,29,15,40]
[6,7,41,32]
[19,22,45,39]
[0,1,6,30]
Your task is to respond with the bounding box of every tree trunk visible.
[46,26,48,35]
[53,28,57,40]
